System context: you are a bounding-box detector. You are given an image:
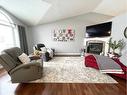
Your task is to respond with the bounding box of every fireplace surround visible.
[86,40,105,55]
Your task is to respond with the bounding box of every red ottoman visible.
[84,54,127,80]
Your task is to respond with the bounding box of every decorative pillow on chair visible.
[47,48,53,58]
[40,47,47,53]
[18,53,30,64]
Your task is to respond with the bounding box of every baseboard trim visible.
[55,53,80,55]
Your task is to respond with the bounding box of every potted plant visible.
[108,38,125,55]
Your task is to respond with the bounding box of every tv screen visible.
[85,22,112,38]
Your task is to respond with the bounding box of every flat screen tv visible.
[85,22,112,38]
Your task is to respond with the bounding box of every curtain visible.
[18,25,28,54]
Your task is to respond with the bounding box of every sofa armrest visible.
[9,62,42,75]
[85,55,99,69]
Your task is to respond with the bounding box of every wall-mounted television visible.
[85,22,112,38]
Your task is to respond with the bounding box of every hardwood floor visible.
[15,81,126,95]
[15,82,126,95]
[0,69,126,95]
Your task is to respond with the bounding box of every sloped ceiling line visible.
[0,0,126,26]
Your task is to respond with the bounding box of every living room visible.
[0,0,127,95]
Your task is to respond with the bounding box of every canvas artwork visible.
[53,29,75,41]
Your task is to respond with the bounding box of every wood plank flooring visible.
[15,81,126,95]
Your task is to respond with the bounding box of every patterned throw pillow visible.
[18,53,30,64]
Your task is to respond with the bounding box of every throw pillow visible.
[40,47,47,53]
[47,48,53,58]
[18,53,30,64]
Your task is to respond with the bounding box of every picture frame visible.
[53,29,75,42]
[124,27,127,38]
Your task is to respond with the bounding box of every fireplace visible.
[86,40,105,55]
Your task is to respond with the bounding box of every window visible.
[0,10,19,53]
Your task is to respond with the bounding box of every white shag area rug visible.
[33,57,117,83]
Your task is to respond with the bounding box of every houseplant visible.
[108,38,125,55]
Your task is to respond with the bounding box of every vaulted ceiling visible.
[0,0,126,26]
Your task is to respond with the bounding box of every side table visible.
[29,54,41,60]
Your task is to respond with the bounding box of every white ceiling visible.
[0,0,51,25]
[38,0,102,24]
[0,0,126,26]
[94,0,127,16]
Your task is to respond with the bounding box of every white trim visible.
[55,53,80,55]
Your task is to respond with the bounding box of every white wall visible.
[111,12,127,66]
[28,19,85,55]
[111,12,127,53]
[27,12,112,54]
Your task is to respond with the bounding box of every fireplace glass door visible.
[87,43,103,55]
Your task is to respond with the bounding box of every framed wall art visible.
[124,27,127,38]
[53,29,75,42]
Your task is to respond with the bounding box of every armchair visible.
[0,47,43,83]
[33,44,54,62]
